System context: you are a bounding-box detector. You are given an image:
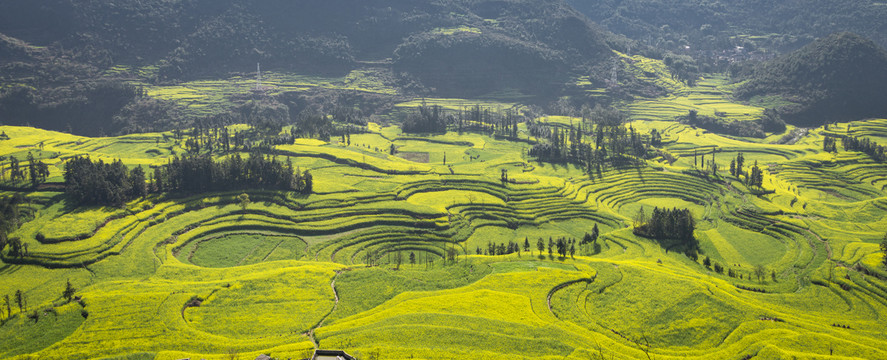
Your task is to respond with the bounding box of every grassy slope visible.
[1,86,887,359]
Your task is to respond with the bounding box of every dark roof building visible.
[312,349,357,360]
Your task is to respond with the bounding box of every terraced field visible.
[1,108,886,358]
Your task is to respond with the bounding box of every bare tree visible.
[754,264,767,283]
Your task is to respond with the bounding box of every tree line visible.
[1,280,80,324]
[64,152,311,206]
[841,135,886,162]
[155,152,311,195]
[528,106,653,178]
[0,194,29,258]
[63,157,146,207]
[1,152,51,188]
[880,233,887,270]
[401,102,524,138]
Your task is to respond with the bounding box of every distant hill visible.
[0,0,630,135]
[567,0,887,70]
[734,32,887,125]
[0,0,616,95]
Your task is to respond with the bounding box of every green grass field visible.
[1,85,887,359]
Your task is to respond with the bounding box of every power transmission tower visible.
[256,62,261,91]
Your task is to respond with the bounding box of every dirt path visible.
[260,239,286,262]
[307,271,343,349]
[547,276,596,316]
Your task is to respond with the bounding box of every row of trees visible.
[63,157,147,207]
[881,233,887,270]
[703,257,774,283]
[401,102,524,138]
[455,105,521,138]
[0,194,26,247]
[64,152,312,206]
[529,106,653,177]
[0,153,51,188]
[1,291,26,321]
[526,237,578,259]
[402,103,447,134]
[475,226,601,259]
[156,153,311,195]
[842,135,886,162]
[479,240,525,256]
[1,281,77,323]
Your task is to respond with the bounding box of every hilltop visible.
[734,32,887,125]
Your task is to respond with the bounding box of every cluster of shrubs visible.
[678,110,770,138]
[736,284,767,293]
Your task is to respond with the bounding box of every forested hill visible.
[0,0,615,93]
[567,0,887,68]
[0,0,635,135]
[734,32,887,126]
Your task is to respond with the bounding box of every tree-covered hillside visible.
[734,32,887,125]
[0,0,631,135]
[0,0,616,88]
[568,0,887,57]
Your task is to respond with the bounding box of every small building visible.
[312,349,356,360]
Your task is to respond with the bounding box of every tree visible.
[823,136,838,153]
[446,247,457,264]
[548,237,554,257]
[27,152,37,187]
[3,294,10,319]
[63,279,76,303]
[591,223,599,242]
[634,206,647,228]
[703,256,711,268]
[302,170,313,194]
[880,233,887,269]
[748,161,764,187]
[129,166,147,198]
[754,264,767,283]
[736,152,745,174]
[14,290,24,313]
[523,237,530,253]
[409,252,416,267]
[582,232,593,246]
[569,243,576,258]
[9,157,21,182]
[237,193,250,210]
[537,238,545,257]
[556,238,566,258]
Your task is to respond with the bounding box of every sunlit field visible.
[1,80,886,359]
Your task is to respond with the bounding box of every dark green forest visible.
[1,0,887,135]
